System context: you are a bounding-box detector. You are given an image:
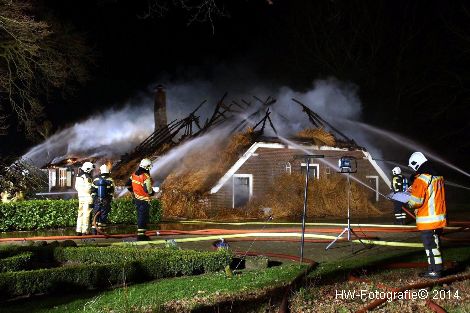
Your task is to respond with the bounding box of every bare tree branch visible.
[0,0,90,140]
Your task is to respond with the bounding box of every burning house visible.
[152,101,392,219]
[31,84,392,219]
[40,84,171,195]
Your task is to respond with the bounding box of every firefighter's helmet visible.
[408,152,427,171]
[139,158,152,170]
[392,166,401,175]
[81,162,94,173]
[99,164,109,174]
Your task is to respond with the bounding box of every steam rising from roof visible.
[22,76,365,168]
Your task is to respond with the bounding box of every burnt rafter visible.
[253,108,278,135]
[231,95,276,133]
[202,92,229,129]
[292,98,356,144]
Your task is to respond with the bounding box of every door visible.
[366,175,379,202]
[233,175,252,208]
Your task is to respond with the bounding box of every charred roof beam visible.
[292,98,356,145]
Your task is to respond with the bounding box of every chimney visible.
[154,84,168,131]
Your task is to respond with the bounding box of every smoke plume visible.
[22,75,370,171]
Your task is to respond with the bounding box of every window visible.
[300,163,319,179]
[325,167,331,175]
[285,162,292,174]
[49,169,56,190]
[66,170,72,187]
[58,168,67,187]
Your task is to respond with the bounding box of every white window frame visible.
[49,169,56,190]
[300,163,320,179]
[66,170,72,187]
[366,175,379,202]
[58,168,67,187]
[232,174,253,208]
[285,162,292,174]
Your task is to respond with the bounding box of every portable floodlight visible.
[326,155,366,252]
[338,156,357,173]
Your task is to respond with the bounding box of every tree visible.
[0,0,90,140]
[139,0,273,33]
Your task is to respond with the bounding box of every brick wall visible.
[208,143,392,210]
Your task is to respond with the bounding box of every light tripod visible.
[294,154,324,263]
[325,156,367,252]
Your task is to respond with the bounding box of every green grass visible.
[296,246,470,313]
[309,246,470,281]
[2,264,306,313]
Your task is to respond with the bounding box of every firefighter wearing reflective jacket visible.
[126,158,155,241]
[91,164,115,235]
[391,167,408,225]
[406,152,447,279]
[74,162,94,235]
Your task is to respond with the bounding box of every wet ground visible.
[1,214,468,265]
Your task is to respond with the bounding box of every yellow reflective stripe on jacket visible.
[416,214,446,224]
[135,194,150,201]
[409,194,424,206]
[132,179,144,186]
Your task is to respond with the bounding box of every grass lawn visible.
[292,246,470,313]
[2,263,307,313]
[2,246,469,313]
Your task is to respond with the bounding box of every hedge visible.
[0,252,33,272]
[0,247,231,299]
[0,199,162,231]
[54,246,230,273]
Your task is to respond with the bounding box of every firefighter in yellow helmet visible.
[405,152,447,279]
[74,161,94,235]
[125,158,155,241]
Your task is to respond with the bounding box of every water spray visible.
[345,120,470,179]
[233,214,274,271]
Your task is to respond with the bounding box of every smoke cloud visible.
[22,74,372,172]
[22,104,154,167]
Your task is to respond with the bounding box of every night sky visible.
[2,0,469,178]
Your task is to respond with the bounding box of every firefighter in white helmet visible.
[74,161,94,235]
[125,158,155,241]
[391,166,408,225]
[90,164,115,235]
[405,152,447,279]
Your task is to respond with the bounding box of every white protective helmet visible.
[99,164,109,174]
[81,161,94,173]
[408,152,428,171]
[392,166,401,175]
[139,158,152,170]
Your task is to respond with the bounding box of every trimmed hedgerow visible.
[0,252,33,272]
[0,199,162,231]
[0,248,231,299]
[54,246,231,274]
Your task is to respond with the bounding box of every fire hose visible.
[1,225,468,248]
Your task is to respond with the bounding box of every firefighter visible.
[91,164,115,235]
[126,158,155,241]
[74,162,94,235]
[405,152,447,279]
[391,166,408,225]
